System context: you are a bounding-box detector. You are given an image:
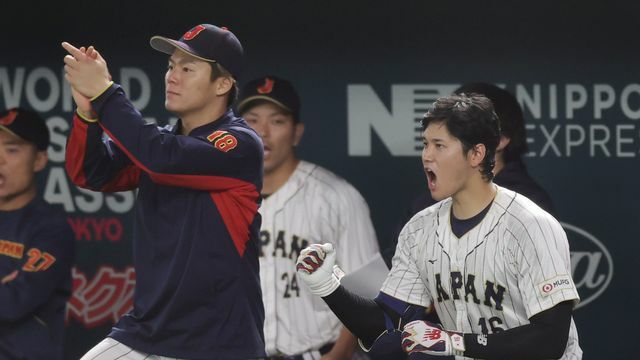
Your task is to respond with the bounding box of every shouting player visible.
[238,76,379,359]
[296,94,582,359]
[62,24,265,359]
[384,82,555,267]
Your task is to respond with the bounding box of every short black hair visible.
[454,83,526,162]
[422,94,501,181]
[209,63,238,108]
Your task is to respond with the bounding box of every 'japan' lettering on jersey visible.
[382,186,582,360]
[260,161,379,355]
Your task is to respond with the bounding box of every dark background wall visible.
[1,1,636,358]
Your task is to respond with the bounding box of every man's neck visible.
[0,186,36,211]
[262,158,300,196]
[451,179,497,220]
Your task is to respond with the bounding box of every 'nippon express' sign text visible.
[348,83,640,158]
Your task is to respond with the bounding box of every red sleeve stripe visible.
[65,115,140,192]
[65,115,91,188]
[100,124,257,192]
[211,188,259,257]
[100,123,260,256]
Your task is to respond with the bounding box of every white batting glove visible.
[295,243,342,297]
[402,320,465,357]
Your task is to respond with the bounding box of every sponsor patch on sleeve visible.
[206,130,238,153]
[538,274,575,297]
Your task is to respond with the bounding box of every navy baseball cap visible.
[0,108,49,151]
[237,76,301,122]
[150,24,244,78]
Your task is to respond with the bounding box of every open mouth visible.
[425,169,436,190]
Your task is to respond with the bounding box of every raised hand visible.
[62,42,111,99]
[295,243,342,297]
[68,46,96,118]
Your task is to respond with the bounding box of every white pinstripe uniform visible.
[381,186,582,360]
[260,160,379,357]
[80,338,185,360]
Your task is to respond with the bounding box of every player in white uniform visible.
[238,76,379,359]
[296,94,581,359]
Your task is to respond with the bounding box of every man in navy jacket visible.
[0,108,75,360]
[62,24,265,360]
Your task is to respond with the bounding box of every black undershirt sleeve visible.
[464,301,574,359]
[324,286,573,359]
[322,286,391,347]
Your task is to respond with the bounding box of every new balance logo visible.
[477,334,488,346]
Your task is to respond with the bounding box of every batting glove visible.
[295,243,343,297]
[402,320,465,357]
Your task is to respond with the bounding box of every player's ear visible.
[293,122,304,147]
[33,150,48,173]
[468,143,486,167]
[215,76,234,96]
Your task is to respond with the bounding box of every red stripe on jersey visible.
[66,115,141,191]
[99,125,256,191]
[100,124,259,256]
[211,188,259,257]
[65,115,91,188]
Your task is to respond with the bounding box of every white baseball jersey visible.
[381,186,582,360]
[260,160,379,356]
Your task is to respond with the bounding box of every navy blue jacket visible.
[0,198,75,360]
[66,84,265,359]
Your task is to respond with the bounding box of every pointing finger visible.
[61,41,83,58]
